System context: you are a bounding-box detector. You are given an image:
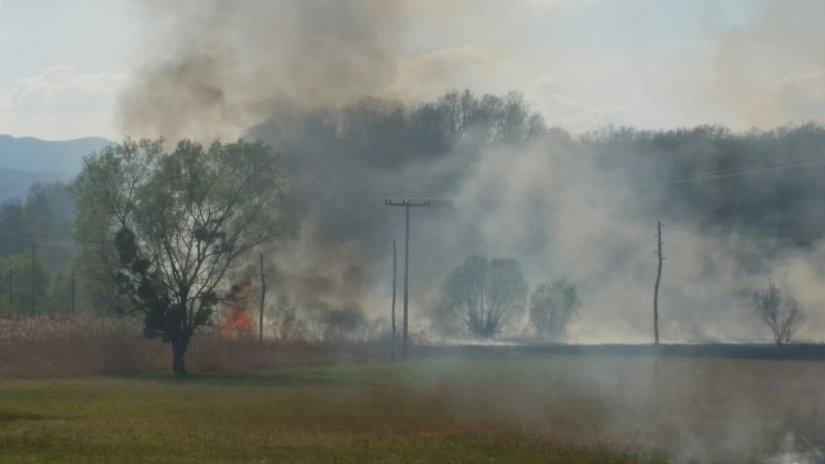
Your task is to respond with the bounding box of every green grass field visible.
[1,354,822,463]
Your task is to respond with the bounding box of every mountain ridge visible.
[0,134,112,201]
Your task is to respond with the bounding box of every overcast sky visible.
[1,0,823,140]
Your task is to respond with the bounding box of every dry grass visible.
[0,316,149,377]
[0,359,660,463]
[3,317,825,461]
[0,316,393,378]
[2,355,825,462]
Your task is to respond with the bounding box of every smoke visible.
[119,0,407,140]
[244,96,825,343]
[118,1,825,138]
[103,3,825,461]
[117,0,825,344]
[416,125,825,343]
[711,0,825,127]
[244,92,548,329]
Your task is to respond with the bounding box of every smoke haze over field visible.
[118,0,825,343]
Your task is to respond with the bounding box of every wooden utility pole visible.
[259,253,266,342]
[653,221,664,346]
[385,198,431,358]
[391,239,397,361]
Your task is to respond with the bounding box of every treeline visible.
[253,91,825,270]
[583,123,825,245]
[247,91,825,341]
[0,183,77,316]
[3,91,825,329]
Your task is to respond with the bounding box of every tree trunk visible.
[171,335,190,376]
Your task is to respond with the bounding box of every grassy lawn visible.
[1,354,821,463]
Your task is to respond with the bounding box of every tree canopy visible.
[0,183,75,316]
[73,138,296,374]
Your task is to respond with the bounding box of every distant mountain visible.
[0,135,112,177]
[0,135,112,202]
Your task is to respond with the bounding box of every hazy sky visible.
[1,0,823,140]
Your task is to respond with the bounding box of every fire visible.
[220,281,253,338]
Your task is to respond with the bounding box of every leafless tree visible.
[752,281,804,346]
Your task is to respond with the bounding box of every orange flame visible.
[220,281,253,338]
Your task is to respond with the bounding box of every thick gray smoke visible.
[252,101,825,343]
[119,0,406,141]
[119,0,825,344]
[247,93,545,330]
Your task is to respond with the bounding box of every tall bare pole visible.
[653,221,664,346]
[391,239,397,361]
[385,198,430,358]
[259,253,266,342]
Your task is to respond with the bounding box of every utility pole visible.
[391,239,397,361]
[8,269,12,306]
[259,253,266,342]
[385,198,430,358]
[653,221,664,346]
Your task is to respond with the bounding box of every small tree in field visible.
[436,255,527,338]
[752,281,804,346]
[529,279,580,341]
[73,138,296,374]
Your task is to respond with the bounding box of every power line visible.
[640,156,825,187]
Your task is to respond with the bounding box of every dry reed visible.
[0,316,390,378]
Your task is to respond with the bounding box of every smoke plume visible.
[118,0,825,344]
[119,0,407,140]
